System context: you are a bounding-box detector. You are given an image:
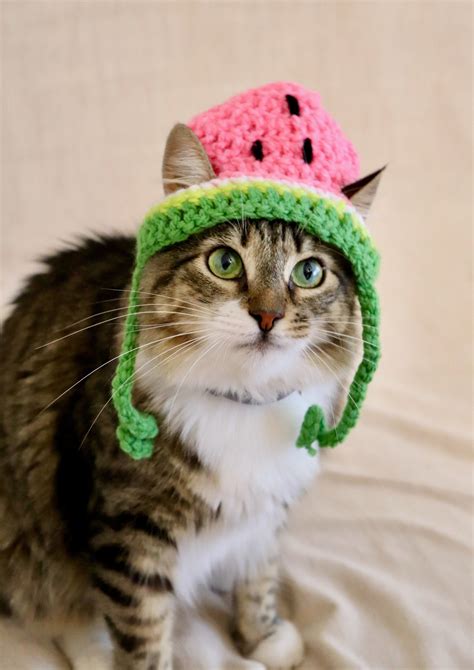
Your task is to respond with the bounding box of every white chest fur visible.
[144,386,331,603]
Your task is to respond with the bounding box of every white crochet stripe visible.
[160,176,367,229]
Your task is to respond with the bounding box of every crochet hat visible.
[112,82,382,460]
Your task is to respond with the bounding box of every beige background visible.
[1,1,472,669]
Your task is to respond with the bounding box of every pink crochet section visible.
[188,82,359,195]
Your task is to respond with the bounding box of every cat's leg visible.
[88,536,176,670]
[106,603,174,670]
[232,558,304,670]
[55,600,173,670]
[94,572,174,670]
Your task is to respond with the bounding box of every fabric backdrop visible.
[1,2,472,669]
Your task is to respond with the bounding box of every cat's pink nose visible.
[249,310,284,332]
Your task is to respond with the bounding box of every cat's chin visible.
[237,336,284,353]
[135,334,323,410]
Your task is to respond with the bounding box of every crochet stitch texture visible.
[112,83,381,460]
[189,82,359,193]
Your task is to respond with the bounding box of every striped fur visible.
[0,219,360,669]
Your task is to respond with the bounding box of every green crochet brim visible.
[112,179,380,460]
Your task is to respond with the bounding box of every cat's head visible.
[133,125,382,417]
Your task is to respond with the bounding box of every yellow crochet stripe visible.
[147,179,370,242]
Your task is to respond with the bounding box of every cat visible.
[0,123,381,670]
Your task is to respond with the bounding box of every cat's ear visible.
[341,166,386,219]
[162,123,215,195]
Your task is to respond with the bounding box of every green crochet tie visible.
[112,179,380,460]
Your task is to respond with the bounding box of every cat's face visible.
[135,218,361,404]
[130,121,381,409]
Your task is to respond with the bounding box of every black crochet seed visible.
[251,139,264,161]
[285,94,300,116]
[302,138,313,164]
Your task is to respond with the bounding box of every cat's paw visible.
[248,619,304,670]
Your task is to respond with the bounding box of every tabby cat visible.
[0,125,381,670]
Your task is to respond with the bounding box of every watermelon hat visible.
[112,82,383,460]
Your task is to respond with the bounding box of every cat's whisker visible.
[220,334,234,363]
[36,311,207,349]
[78,334,211,449]
[133,325,200,332]
[313,343,367,393]
[316,318,378,329]
[95,290,208,306]
[38,329,212,416]
[311,335,359,357]
[300,347,326,383]
[137,319,215,332]
[133,335,211,386]
[168,338,224,414]
[58,300,212,331]
[309,324,376,348]
[306,343,359,412]
[101,287,215,313]
[320,318,377,330]
[94,295,144,304]
[55,303,159,331]
[320,330,376,348]
[303,334,368,394]
[145,302,214,318]
[135,335,213,390]
[124,336,216,423]
[36,313,148,349]
[101,290,216,317]
[311,338,372,374]
[300,347,337,427]
[139,292,215,314]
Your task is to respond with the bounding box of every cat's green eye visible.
[291,258,324,288]
[208,247,243,280]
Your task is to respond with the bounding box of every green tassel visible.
[116,411,159,460]
[296,405,326,456]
